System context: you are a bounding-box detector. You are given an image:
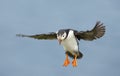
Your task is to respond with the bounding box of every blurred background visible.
[0,0,120,76]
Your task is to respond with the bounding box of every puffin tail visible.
[65,51,83,59]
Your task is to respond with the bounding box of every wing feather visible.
[16,32,57,40]
[75,21,105,40]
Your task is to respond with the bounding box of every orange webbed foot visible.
[72,55,77,67]
[63,54,70,67]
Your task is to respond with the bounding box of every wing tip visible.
[95,21,104,27]
[95,21,106,39]
[16,34,28,37]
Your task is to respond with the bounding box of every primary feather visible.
[75,21,105,40]
[16,32,57,40]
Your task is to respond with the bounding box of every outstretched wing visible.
[75,21,105,41]
[16,32,57,40]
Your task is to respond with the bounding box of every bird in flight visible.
[17,21,105,67]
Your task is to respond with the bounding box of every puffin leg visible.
[63,54,70,67]
[72,54,77,67]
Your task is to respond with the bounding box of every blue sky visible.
[0,0,120,76]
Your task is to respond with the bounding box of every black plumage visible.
[17,21,105,41]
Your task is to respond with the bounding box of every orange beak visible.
[58,39,62,45]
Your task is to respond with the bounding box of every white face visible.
[57,32,67,44]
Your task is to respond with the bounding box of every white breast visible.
[61,30,79,54]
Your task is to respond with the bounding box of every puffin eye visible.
[62,33,66,38]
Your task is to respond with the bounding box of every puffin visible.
[17,21,105,67]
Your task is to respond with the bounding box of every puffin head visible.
[56,30,67,44]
